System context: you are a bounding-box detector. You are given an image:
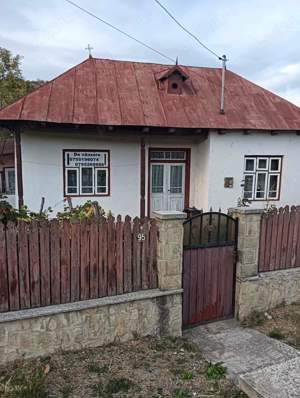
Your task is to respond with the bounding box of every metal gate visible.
[182,211,238,327]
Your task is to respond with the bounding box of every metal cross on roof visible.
[85,44,94,58]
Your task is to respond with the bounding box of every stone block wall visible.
[0,290,182,365]
[236,268,300,319]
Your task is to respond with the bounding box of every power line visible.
[64,0,176,63]
[153,0,222,60]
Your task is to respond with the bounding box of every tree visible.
[0,47,46,109]
[0,47,27,109]
[0,48,46,138]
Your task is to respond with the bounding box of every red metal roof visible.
[0,57,300,131]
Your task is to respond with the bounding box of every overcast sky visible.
[1,0,300,105]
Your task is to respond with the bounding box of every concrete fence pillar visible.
[229,208,263,278]
[153,211,186,291]
[229,208,264,319]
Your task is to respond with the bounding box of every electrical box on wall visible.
[224,177,234,188]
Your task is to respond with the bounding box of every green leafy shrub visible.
[56,200,109,221]
[0,194,52,224]
[0,196,110,224]
[268,328,285,340]
[205,361,227,380]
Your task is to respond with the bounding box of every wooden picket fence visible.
[258,205,300,272]
[0,216,158,313]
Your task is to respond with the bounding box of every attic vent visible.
[157,65,189,95]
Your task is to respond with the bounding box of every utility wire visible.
[153,0,222,60]
[64,0,176,63]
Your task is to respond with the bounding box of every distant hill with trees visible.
[0,47,46,137]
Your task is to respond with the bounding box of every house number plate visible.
[137,233,146,242]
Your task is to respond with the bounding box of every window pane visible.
[268,174,279,198]
[243,175,254,199]
[6,169,15,195]
[67,169,78,194]
[256,173,266,198]
[81,167,93,194]
[258,158,268,169]
[152,165,164,193]
[171,151,186,160]
[96,169,107,194]
[150,151,165,160]
[170,165,183,194]
[245,158,255,172]
[270,158,280,171]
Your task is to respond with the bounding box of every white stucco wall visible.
[206,131,300,211]
[21,132,204,217]
[21,132,141,216]
[20,130,300,216]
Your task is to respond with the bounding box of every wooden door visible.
[150,163,185,213]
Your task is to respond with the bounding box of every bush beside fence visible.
[258,205,300,272]
[0,216,158,313]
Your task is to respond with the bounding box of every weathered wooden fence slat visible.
[98,216,108,297]
[70,221,80,302]
[18,221,30,309]
[90,220,99,299]
[123,216,132,293]
[40,221,51,307]
[0,216,158,313]
[50,219,61,305]
[0,223,9,312]
[107,216,116,296]
[258,206,300,272]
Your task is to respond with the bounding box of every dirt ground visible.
[0,336,247,398]
[243,304,300,350]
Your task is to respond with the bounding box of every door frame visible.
[147,147,190,216]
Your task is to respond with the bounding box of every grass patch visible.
[241,311,265,327]
[268,328,285,340]
[105,377,135,394]
[88,363,109,374]
[0,366,46,398]
[92,377,135,397]
[172,388,192,398]
[205,361,227,380]
[180,371,194,380]
[152,387,166,397]
[60,384,73,398]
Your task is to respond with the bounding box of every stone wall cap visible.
[153,210,187,220]
[228,207,264,215]
[0,288,183,324]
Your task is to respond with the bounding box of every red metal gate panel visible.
[182,212,237,327]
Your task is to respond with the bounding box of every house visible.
[0,137,15,206]
[0,57,299,217]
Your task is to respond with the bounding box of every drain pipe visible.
[220,54,228,115]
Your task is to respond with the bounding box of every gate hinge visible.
[234,248,239,262]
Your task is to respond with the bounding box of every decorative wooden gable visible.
[157,65,189,94]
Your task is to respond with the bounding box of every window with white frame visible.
[4,168,15,195]
[64,150,109,196]
[243,156,282,201]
